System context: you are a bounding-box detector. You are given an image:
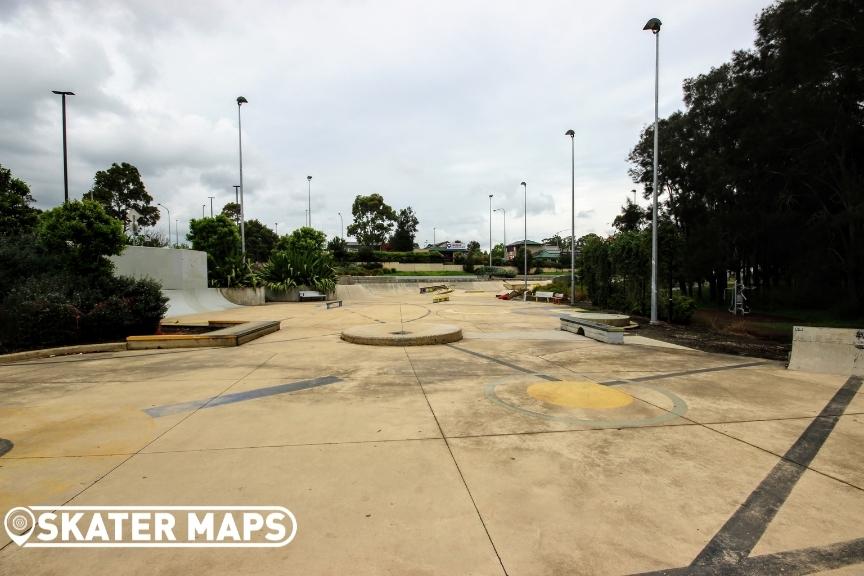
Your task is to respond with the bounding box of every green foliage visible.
[126,228,169,247]
[187,215,241,286]
[37,200,125,275]
[474,266,516,278]
[0,274,167,352]
[327,236,348,262]
[668,294,697,325]
[89,162,159,227]
[277,227,327,254]
[389,206,419,251]
[221,202,241,224]
[491,243,506,265]
[0,163,40,236]
[243,219,278,263]
[612,199,646,232]
[513,245,534,274]
[260,250,336,294]
[346,194,396,247]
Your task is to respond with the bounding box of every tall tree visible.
[243,219,278,262]
[0,164,40,236]
[390,206,419,251]
[221,202,241,225]
[89,163,159,227]
[346,194,396,248]
[276,226,327,254]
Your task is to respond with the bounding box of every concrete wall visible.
[220,287,265,306]
[381,262,464,272]
[110,246,208,290]
[788,326,863,376]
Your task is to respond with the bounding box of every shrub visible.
[474,266,516,278]
[37,200,125,275]
[260,250,337,294]
[669,294,697,324]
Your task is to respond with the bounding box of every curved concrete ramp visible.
[162,289,242,318]
[788,326,863,376]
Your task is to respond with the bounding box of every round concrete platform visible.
[567,312,631,327]
[341,323,463,346]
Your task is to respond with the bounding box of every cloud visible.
[1,0,771,240]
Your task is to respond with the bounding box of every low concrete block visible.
[788,326,863,376]
[560,316,624,344]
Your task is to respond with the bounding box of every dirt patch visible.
[632,309,792,362]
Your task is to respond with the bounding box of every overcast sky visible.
[1,0,772,250]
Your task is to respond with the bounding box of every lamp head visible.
[643,18,662,33]
[237,96,248,105]
[520,182,526,187]
[52,90,75,96]
[565,129,575,137]
[307,175,312,181]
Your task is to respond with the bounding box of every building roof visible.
[534,248,561,260]
[506,240,542,248]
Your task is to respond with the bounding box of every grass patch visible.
[381,270,473,276]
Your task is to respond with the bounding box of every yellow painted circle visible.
[527,380,634,410]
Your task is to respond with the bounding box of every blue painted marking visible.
[144,375,342,418]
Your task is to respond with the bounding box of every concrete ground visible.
[1,283,862,575]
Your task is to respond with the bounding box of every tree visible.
[221,202,241,225]
[276,227,327,254]
[327,236,348,262]
[389,207,419,251]
[612,199,646,232]
[89,163,159,228]
[243,219,278,262]
[37,200,125,275]
[491,243,506,265]
[346,194,396,247]
[0,164,40,236]
[513,245,534,275]
[187,215,241,286]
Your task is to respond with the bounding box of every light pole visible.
[307,176,312,227]
[488,194,494,267]
[237,96,248,256]
[157,203,171,247]
[275,222,279,235]
[233,185,240,204]
[433,227,436,245]
[51,91,74,204]
[644,17,662,323]
[521,181,527,300]
[175,219,179,246]
[202,204,206,218]
[208,196,214,218]
[493,208,506,249]
[566,129,576,306]
[338,212,344,240]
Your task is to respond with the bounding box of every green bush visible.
[669,294,697,324]
[0,274,168,352]
[260,250,337,294]
[37,200,125,275]
[474,266,516,278]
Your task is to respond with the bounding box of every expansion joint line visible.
[401,347,509,576]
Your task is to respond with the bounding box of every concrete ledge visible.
[788,326,863,376]
[341,323,462,346]
[220,286,265,306]
[560,316,624,344]
[128,320,281,350]
[0,342,127,364]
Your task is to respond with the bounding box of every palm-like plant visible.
[260,250,336,294]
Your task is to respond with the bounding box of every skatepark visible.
[1,282,862,575]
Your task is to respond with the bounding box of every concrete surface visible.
[1,284,862,575]
[110,246,208,290]
[788,326,864,376]
[341,322,462,346]
[161,288,242,318]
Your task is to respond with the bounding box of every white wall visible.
[110,246,208,289]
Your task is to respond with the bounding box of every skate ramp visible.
[162,289,243,318]
[788,326,863,376]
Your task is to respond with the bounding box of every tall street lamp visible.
[237,96,248,256]
[644,17,662,324]
[565,129,576,306]
[202,204,206,218]
[157,203,171,247]
[275,222,279,235]
[175,219,179,246]
[521,181,527,300]
[233,185,240,204]
[306,176,312,227]
[338,212,344,240]
[488,194,494,267]
[493,208,506,249]
[208,196,215,218]
[433,227,436,245]
[51,91,74,204]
